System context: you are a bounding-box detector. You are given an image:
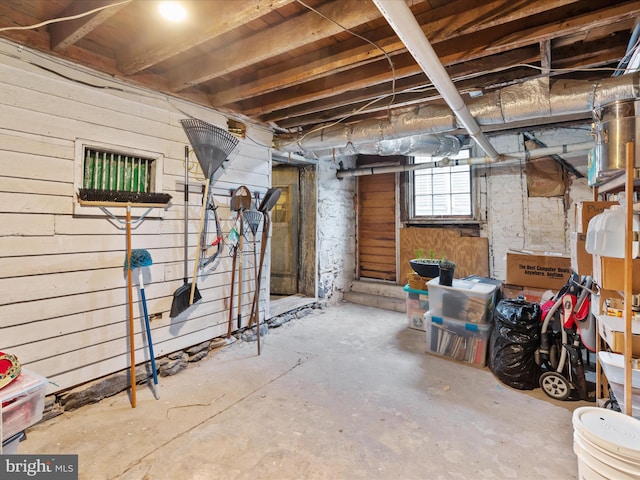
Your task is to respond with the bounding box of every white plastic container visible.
[1,368,48,442]
[572,406,640,480]
[424,312,491,366]
[426,277,497,324]
[585,210,606,255]
[573,407,640,460]
[598,351,640,418]
[597,205,640,258]
[1,431,24,455]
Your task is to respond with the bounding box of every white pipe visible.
[336,141,593,178]
[272,150,317,165]
[372,0,500,161]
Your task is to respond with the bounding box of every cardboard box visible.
[505,250,572,290]
[575,201,617,234]
[597,314,640,356]
[593,255,640,292]
[592,288,624,316]
[570,232,592,276]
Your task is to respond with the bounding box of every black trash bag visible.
[489,298,542,390]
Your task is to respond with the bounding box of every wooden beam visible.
[117,0,296,75]
[487,1,640,53]
[50,0,128,52]
[167,0,384,92]
[263,47,541,126]
[540,39,552,74]
[210,0,580,106]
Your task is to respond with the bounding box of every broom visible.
[127,249,160,400]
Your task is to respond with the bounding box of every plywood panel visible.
[399,227,489,285]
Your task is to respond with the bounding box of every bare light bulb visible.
[158,1,187,22]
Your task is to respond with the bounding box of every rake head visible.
[127,249,153,269]
[180,119,239,178]
[243,209,263,236]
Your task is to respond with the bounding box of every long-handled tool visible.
[249,188,282,355]
[77,187,171,409]
[128,249,159,400]
[180,118,239,308]
[170,146,202,317]
[200,188,224,270]
[243,208,263,351]
[190,178,210,305]
[229,186,252,332]
[226,216,240,340]
[125,206,137,407]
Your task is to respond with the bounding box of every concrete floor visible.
[20,302,587,480]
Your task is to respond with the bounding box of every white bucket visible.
[574,436,639,480]
[573,407,640,479]
[575,433,640,478]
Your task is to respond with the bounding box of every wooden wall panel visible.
[0,49,271,394]
[357,172,396,281]
[399,228,489,285]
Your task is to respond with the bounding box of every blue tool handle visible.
[138,270,158,386]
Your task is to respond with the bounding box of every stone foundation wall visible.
[38,303,323,422]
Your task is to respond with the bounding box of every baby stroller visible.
[535,271,597,401]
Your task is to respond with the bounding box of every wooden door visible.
[358,172,396,281]
[271,166,299,295]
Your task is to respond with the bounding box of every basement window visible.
[409,149,474,222]
[83,148,155,193]
[74,140,165,217]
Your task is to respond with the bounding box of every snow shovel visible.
[170,146,202,318]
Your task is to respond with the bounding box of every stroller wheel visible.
[540,371,571,401]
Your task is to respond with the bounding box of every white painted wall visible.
[0,40,272,394]
[326,127,595,291]
[478,128,593,280]
[316,156,357,301]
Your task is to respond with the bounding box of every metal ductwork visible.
[336,141,595,178]
[273,0,640,159]
[303,132,463,159]
[372,0,499,161]
[274,71,640,158]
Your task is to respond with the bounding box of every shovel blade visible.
[170,282,202,317]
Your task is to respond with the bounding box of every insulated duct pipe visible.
[275,73,640,155]
[372,0,500,161]
[336,141,594,178]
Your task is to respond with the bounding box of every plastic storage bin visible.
[1,368,48,442]
[1,431,24,454]
[404,284,429,331]
[598,351,640,418]
[424,312,491,366]
[426,277,498,324]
